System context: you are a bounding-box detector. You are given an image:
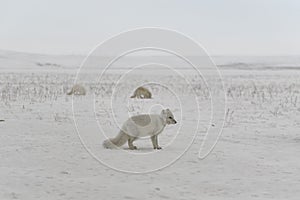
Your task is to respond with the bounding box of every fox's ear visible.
[166,108,170,112]
[162,109,166,114]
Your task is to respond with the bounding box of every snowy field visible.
[1,52,300,199]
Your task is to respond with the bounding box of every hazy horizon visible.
[2,48,300,57]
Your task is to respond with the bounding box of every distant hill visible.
[1,50,300,71]
[0,49,84,70]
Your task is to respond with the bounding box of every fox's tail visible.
[103,131,129,149]
[67,90,72,95]
[130,94,136,98]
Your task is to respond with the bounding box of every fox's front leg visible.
[151,135,162,150]
[128,137,137,150]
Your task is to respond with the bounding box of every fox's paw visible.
[154,146,162,150]
[129,146,137,150]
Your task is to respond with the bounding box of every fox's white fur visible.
[103,109,177,150]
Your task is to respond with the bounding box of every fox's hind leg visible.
[128,137,137,150]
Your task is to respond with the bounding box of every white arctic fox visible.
[103,109,177,150]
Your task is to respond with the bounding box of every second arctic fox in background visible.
[130,86,152,99]
[67,84,86,95]
[103,109,177,150]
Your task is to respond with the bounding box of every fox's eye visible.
[169,117,172,119]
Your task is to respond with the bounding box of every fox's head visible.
[161,109,177,125]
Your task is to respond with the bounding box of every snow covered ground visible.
[0,51,300,199]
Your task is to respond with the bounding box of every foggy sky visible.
[1,0,299,55]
